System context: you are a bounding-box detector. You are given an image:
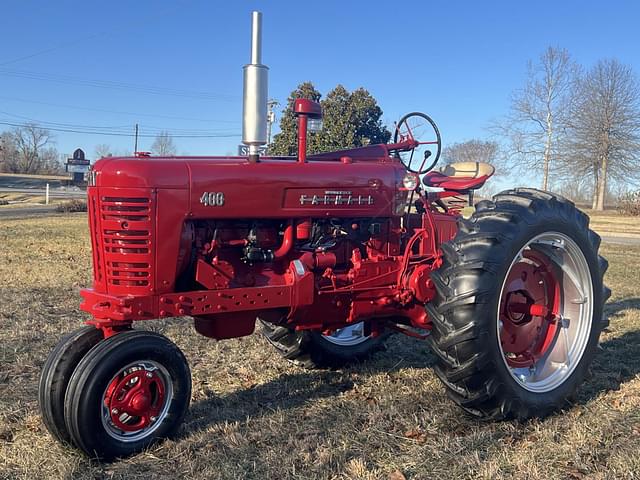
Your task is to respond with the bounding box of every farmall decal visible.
[299,190,374,206]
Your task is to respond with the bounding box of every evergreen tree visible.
[269,82,321,155]
[269,82,390,156]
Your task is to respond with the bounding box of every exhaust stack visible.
[242,11,268,163]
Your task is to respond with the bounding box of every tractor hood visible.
[91,144,396,189]
[90,152,408,219]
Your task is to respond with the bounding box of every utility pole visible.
[266,99,279,147]
[134,123,139,154]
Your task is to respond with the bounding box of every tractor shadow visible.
[183,335,436,435]
[182,298,640,438]
[578,297,640,402]
[603,297,640,322]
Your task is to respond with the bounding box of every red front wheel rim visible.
[101,360,173,442]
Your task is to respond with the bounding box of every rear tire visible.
[64,330,191,460]
[427,188,610,420]
[259,319,389,368]
[39,326,104,445]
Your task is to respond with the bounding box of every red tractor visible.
[40,12,609,460]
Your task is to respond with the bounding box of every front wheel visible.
[39,326,104,445]
[427,189,610,419]
[64,330,191,460]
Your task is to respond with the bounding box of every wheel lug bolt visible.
[111,408,119,415]
[146,372,153,378]
[150,416,157,422]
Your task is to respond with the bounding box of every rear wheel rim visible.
[101,360,173,443]
[497,232,594,393]
[322,322,370,346]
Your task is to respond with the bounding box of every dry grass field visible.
[1,214,639,479]
[586,210,640,238]
[0,192,64,207]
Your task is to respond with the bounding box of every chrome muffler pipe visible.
[241,11,268,162]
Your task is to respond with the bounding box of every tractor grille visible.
[88,189,155,295]
[87,191,105,287]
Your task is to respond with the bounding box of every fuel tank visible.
[91,153,408,219]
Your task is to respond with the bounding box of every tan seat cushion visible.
[438,162,495,179]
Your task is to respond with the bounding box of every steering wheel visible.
[393,112,442,174]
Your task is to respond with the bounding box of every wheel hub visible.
[102,362,171,438]
[129,391,151,415]
[505,289,535,324]
[500,258,558,368]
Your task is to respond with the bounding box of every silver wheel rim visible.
[322,322,371,346]
[101,360,173,443]
[497,232,594,393]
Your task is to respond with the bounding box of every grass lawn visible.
[0,192,66,207]
[584,210,640,238]
[0,214,639,479]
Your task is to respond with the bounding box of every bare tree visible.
[563,59,640,210]
[442,139,500,165]
[4,124,56,174]
[553,176,593,205]
[609,178,632,207]
[39,147,63,174]
[496,47,577,190]
[95,144,114,159]
[151,131,177,156]
[0,132,18,173]
[441,139,502,198]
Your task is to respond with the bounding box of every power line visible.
[0,110,238,135]
[0,95,240,124]
[0,68,239,101]
[0,3,186,67]
[0,110,132,130]
[0,121,240,139]
[1,35,114,67]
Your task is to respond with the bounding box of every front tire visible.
[427,189,610,419]
[64,330,191,460]
[39,326,104,445]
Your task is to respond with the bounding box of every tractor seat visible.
[423,161,495,191]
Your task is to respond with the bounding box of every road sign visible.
[237,145,267,156]
[67,164,89,174]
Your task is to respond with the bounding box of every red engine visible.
[80,140,470,339]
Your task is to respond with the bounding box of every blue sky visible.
[1,0,639,163]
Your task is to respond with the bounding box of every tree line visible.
[94,132,177,159]
[0,126,178,175]
[494,47,640,210]
[0,124,62,174]
[3,46,638,212]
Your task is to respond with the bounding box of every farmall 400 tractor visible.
[40,12,609,460]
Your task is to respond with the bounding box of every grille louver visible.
[99,196,153,291]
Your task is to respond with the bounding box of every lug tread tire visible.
[38,326,103,445]
[64,330,191,460]
[427,188,610,420]
[259,320,389,369]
